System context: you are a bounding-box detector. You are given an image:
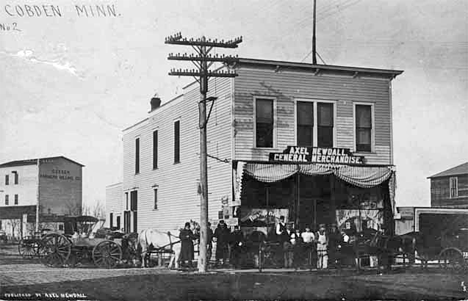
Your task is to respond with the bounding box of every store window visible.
[317,103,334,147]
[355,104,373,152]
[135,137,140,174]
[174,120,180,163]
[297,101,314,146]
[153,130,158,169]
[450,177,458,198]
[255,98,274,148]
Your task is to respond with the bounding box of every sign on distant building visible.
[269,146,365,164]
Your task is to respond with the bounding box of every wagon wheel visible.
[40,234,71,267]
[18,240,38,259]
[438,247,465,270]
[92,240,122,269]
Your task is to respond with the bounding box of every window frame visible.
[253,96,277,148]
[153,129,159,169]
[153,188,158,210]
[353,102,375,153]
[174,119,181,164]
[449,176,459,198]
[135,137,140,174]
[12,171,18,185]
[294,99,337,147]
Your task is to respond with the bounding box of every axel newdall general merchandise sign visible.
[269,146,365,164]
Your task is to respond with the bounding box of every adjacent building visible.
[107,58,403,236]
[428,161,468,208]
[0,156,83,238]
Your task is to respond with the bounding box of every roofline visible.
[237,58,404,78]
[0,156,85,168]
[106,182,123,188]
[427,172,467,179]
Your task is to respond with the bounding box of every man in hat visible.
[281,222,297,268]
[229,225,244,269]
[328,223,342,268]
[179,222,197,268]
[213,220,230,267]
[316,224,328,269]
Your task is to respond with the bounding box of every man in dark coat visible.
[328,223,342,268]
[207,222,214,264]
[229,225,244,269]
[179,222,197,268]
[214,220,230,267]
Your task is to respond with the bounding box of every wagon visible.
[410,213,468,271]
[40,216,137,268]
[18,232,45,259]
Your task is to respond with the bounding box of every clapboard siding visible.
[233,68,392,164]
[122,77,233,232]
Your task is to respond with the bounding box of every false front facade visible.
[109,58,403,236]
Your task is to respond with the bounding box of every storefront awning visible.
[234,162,397,214]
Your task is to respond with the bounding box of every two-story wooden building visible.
[428,162,468,208]
[0,156,83,238]
[107,58,403,236]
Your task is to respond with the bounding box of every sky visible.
[0,0,467,209]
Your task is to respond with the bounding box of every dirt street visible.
[1,244,467,301]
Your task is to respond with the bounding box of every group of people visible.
[178,220,245,268]
[275,216,348,269]
[178,217,349,269]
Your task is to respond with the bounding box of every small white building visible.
[0,156,83,238]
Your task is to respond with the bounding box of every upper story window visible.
[125,192,129,210]
[355,104,373,152]
[449,177,458,198]
[4,195,8,205]
[174,120,180,163]
[255,98,274,148]
[153,130,158,169]
[14,194,18,205]
[317,103,334,147]
[12,171,18,184]
[135,138,140,174]
[297,102,314,146]
[5,175,9,185]
[296,100,335,147]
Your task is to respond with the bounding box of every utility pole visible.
[165,33,242,272]
[312,0,317,65]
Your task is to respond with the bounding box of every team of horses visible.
[124,224,423,270]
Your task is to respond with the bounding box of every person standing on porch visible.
[316,224,329,269]
[301,226,316,266]
[275,216,286,239]
[281,222,296,268]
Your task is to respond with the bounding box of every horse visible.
[137,229,181,269]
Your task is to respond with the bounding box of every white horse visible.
[138,229,181,269]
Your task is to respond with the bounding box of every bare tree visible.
[82,201,106,219]
[64,198,82,216]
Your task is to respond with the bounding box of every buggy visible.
[39,216,137,268]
